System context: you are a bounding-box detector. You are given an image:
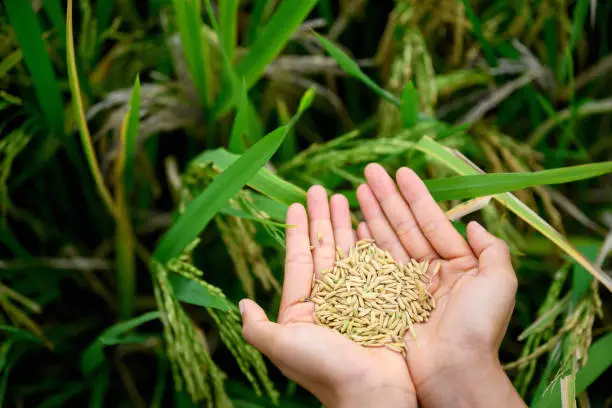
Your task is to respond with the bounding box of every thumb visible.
[466,221,515,281]
[239,299,280,357]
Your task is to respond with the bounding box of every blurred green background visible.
[1,0,611,407]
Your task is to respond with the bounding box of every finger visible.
[356,184,410,263]
[279,203,313,319]
[240,299,282,358]
[357,222,372,240]
[396,167,472,260]
[307,186,336,275]
[330,194,355,256]
[466,222,517,286]
[364,163,437,260]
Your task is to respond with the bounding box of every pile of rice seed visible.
[309,239,437,354]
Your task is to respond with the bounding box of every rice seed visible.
[310,240,435,353]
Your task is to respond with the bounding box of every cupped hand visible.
[356,163,525,408]
[240,186,416,408]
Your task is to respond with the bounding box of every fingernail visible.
[469,221,486,233]
[239,299,246,315]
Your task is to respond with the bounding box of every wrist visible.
[323,381,416,408]
[416,351,525,408]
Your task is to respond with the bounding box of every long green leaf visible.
[66,0,116,217]
[203,0,263,142]
[218,0,239,60]
[460,0,497,66]
[0,50,23,80]
[5,0,64,137]
[235,0,318,89]
[415,136,612,292]
[172,0,211,109]
[153,89,315,263]
[229,83,250,153]
[169,274,231,311]
[424,162,612,202]
[81,311,161,374]
[401,81,419,128]
[43,0,66,46]
[192,148,306,206]
[314,32,400,106]
[533,332,612,408]
[124,75,141,193]
[113,76,140,319]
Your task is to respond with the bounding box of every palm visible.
[243,185,414,403]
[356,164,517,389]
[276,302,413,393]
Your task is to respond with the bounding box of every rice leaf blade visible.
[236,0,319,89]
[416,136,612,292]
[153,89,314,263]
[5,0,64,137]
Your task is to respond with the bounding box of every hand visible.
[240,186,416,408]
[356,163,526,408]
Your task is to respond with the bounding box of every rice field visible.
[1,0,611,407]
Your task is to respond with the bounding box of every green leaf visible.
[0,325,42,344]
[153,89,314,263]
[218,0,239,60]
[43,0,66,47]
[172,0,211,108]
[314,32,400,106]
[533,332,612,408]
[236,0,318,89]
[5,0,64,137]
[66,0,116,216]
[123,75,141,193]
[415,136,612,293]
[401,81,419,128]
[81,311,161,374]
[0,50,23,80]
[571,245,597,305]
[229,82,250,153]
[424,161,612,202]
[192,148,306,206]
[169,274,231,311]
[460,0,497,67]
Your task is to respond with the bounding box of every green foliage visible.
[1,0,611,406]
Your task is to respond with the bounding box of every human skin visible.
[239,186,416,408]
[356,163,526,408]
[240,163,526,408]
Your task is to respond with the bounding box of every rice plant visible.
[1,0,611,406]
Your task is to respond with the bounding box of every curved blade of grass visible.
[228,82,249,153]
[203,0,263,141]
[124,75,141,193]
[218,0,239,60]
[236,0,318,89]
[153,89,314,263]
[43,0,66,46]
[401,81,419,128]
[67,0,116,217]
[314,32,400,106]
[81,311,160,374]
[168,274,231,311]
[528,98,612,146]
[172,0,211,109]
[532,332,612,408]
[0,50,23,80]
[192,148,306,205]
[416,136,612,292]
[425,162,612,202]
[113,76,140,319]
[5,0,64,137]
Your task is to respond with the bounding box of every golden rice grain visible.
[309,239,435,355]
